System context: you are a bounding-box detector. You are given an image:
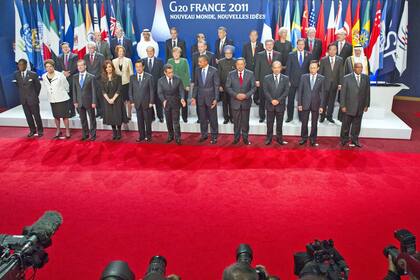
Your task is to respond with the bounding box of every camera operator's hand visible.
[384,254,401,280]
[388,254,397,273]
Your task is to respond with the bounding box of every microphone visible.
[22,211,63,248]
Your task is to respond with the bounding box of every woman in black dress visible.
[101,60,128,140]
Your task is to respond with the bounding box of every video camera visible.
[294,239,349,280]
[384,229,420,279]
[0,211,62,280]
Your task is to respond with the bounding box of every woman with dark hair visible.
[101,60,128,140]
[42,59,71,139]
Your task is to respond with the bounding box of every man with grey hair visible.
[334,29,352,63]
[242,30,264,72]
[143,46,164,122]
[110,27,132,58]
[218,45,237,124]
[215,26,234,61]
[84,41,105,118]
[94,31,112,60]
[305,27,323,61]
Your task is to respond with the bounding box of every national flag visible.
[125,1,137,46]
[109,0,117,36]
[352,0,361,46]
[379,0,389,70]
[325,0,336,53]
[115,0,124,32]
[64,0,74,47]
[93,1,100,33]
[334,0,343,34]
[343,0,352,43]
[395,0,408,75]
[308,0,316,27]
[274,0,282,41]
[58,0,65,43]
[49,2,61,56]
[36,3,45,73]
[291,0,302,48]
[367,0,382,73]
[360,0,371,49]
[73,1,87,58]
[316,0,325,53]
[14,0,30,66]
[301,0,309,38]
[261,0,273,42]
[283,0,291,41]
[100,1,110,42]
[85,2,94,42]
[28,0,43,73]
[41,1,52,60]
[16,0,34,65]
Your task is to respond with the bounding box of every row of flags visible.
[262,0,408,77]
[15,0,136,75]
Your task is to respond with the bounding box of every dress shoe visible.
[327,118,335,124]
[81,135,88,141]
[320,115,325,123]
[232,138,240,144]
[38,131,44,137]
[90,135,96,141]
[196,119,200,123]
[53,132,63,139]
[299,139,307,145]
[210,138,217,144]
[27,131,35,138]
[159,118,164,123]
[199,136,208,143]
[265,138,272,145]
[285,118,293,123]
[243,138,251,145]
[115,134,121,140]
[352,141,362,148]
[230,118,234,124]
[259,118,265,123]
[182,118,188,123]
[145,137,152,142]
[166,137,174,143]
[223,119,229,124]
[277,139,288,145]
[310,141,319,147]
[341,140,347,146]
[175,138,181,145]
[65,134,72,139]
[136,137,144,142]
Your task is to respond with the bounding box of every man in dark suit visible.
[340,62,370,148]
[56,42,78,116]
[192,55,220,144]
[157,64,186,145]
[217,46,236,124]
[142,46,164,122]
[84,42,105,118]
[297,61,326,146]
[13,59,43,137]
[190,33,206,57]
[242,30,264,72]
[286,38,313,122]
[254,39,282,123]
[226,58,257,145]
[129,60,154,142]
[319,43,344,123]
[94,31,112,60]
[110,28,133,58]
[305,27,323,61]
[73,59,97,141]
[262,61,289,145]
[334,30,353,63]
[165,27,187,61]
[192,41,216,78]
[215,26,234,62]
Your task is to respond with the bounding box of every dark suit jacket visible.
[319,56,344,90]
[286,50,313,87]
[305,38,323,61]
[72,72,97,108]
[263,74,290,112]
[142,57,164,89]
[254,50,282,82]
[334,40,353,63]
[225,69,256,110]
[96,41,112,60]
[214,38,234,59]
[192,51,216,78]
[192,66,220,106]
[165,38,187,61]
[274,40,293,67]
[110,37,133,58]
[340,73,371,116]
[55,53,78,76]
[129,72,154,109]
[84,52,105,80]
[157,75,185,109]
[217,58,236,87]
[13,70,41,106]
[242,41,265,71]
[297,74,326,111]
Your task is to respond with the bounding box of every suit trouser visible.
[287,86,298,120]
[165,105,181,139]
[22,103,43,133]
[136,106,152,139]
[258,87,266,120]
[181,89,189,121]
[78,106,97,137]
[232,108,250,140]
[301,109,320,141]
[95,80,104,117]
[221,90,232,121]
[153,91,164,120]
[198,103,218,138]
[337,90,344,121]
[325,85,338,119]
[266,109,285,140]
[67,78,76,115]
[340,113,363,143]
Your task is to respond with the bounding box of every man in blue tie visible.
[286,38,313,122]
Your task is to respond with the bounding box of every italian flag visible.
[73,1,87,59]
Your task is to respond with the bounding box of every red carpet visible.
[0,99,419,280]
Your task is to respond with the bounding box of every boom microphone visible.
[22,211,63,248]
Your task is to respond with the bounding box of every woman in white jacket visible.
[42,59,71,139]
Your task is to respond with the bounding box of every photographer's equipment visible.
[144,256,167,280]
[294,239,349,280]
[223,244,259,280]
[0,211,62,280]
[384,229,420,278]
[236,244,253,264]
[100,260,135,280]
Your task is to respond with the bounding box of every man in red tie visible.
[84,42,105,118]
[225,58,257,145]
[305,27,323,61]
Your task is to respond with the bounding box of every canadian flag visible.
[100,1,109,42]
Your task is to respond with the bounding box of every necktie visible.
[80,74,85,88]
[119,39,123,46]
[239,72,243,86]
[138,74,142,83]
[268,52,272,65]
[219,40,224,54]
[64,54,69,70]
[275,75,279,88]
[356,75,360,87]
[22,72,25,79]
[172,40,176,48]
[169,79,173,87]
[310,40,313,52]
[299,52,303,66]
[90,54,94,64]
[339,42,343,54]
[311,75,315,90]
[252,43,255,56]
[331,57,335,70]
[201,68,206,84]
[148,59,153,70]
